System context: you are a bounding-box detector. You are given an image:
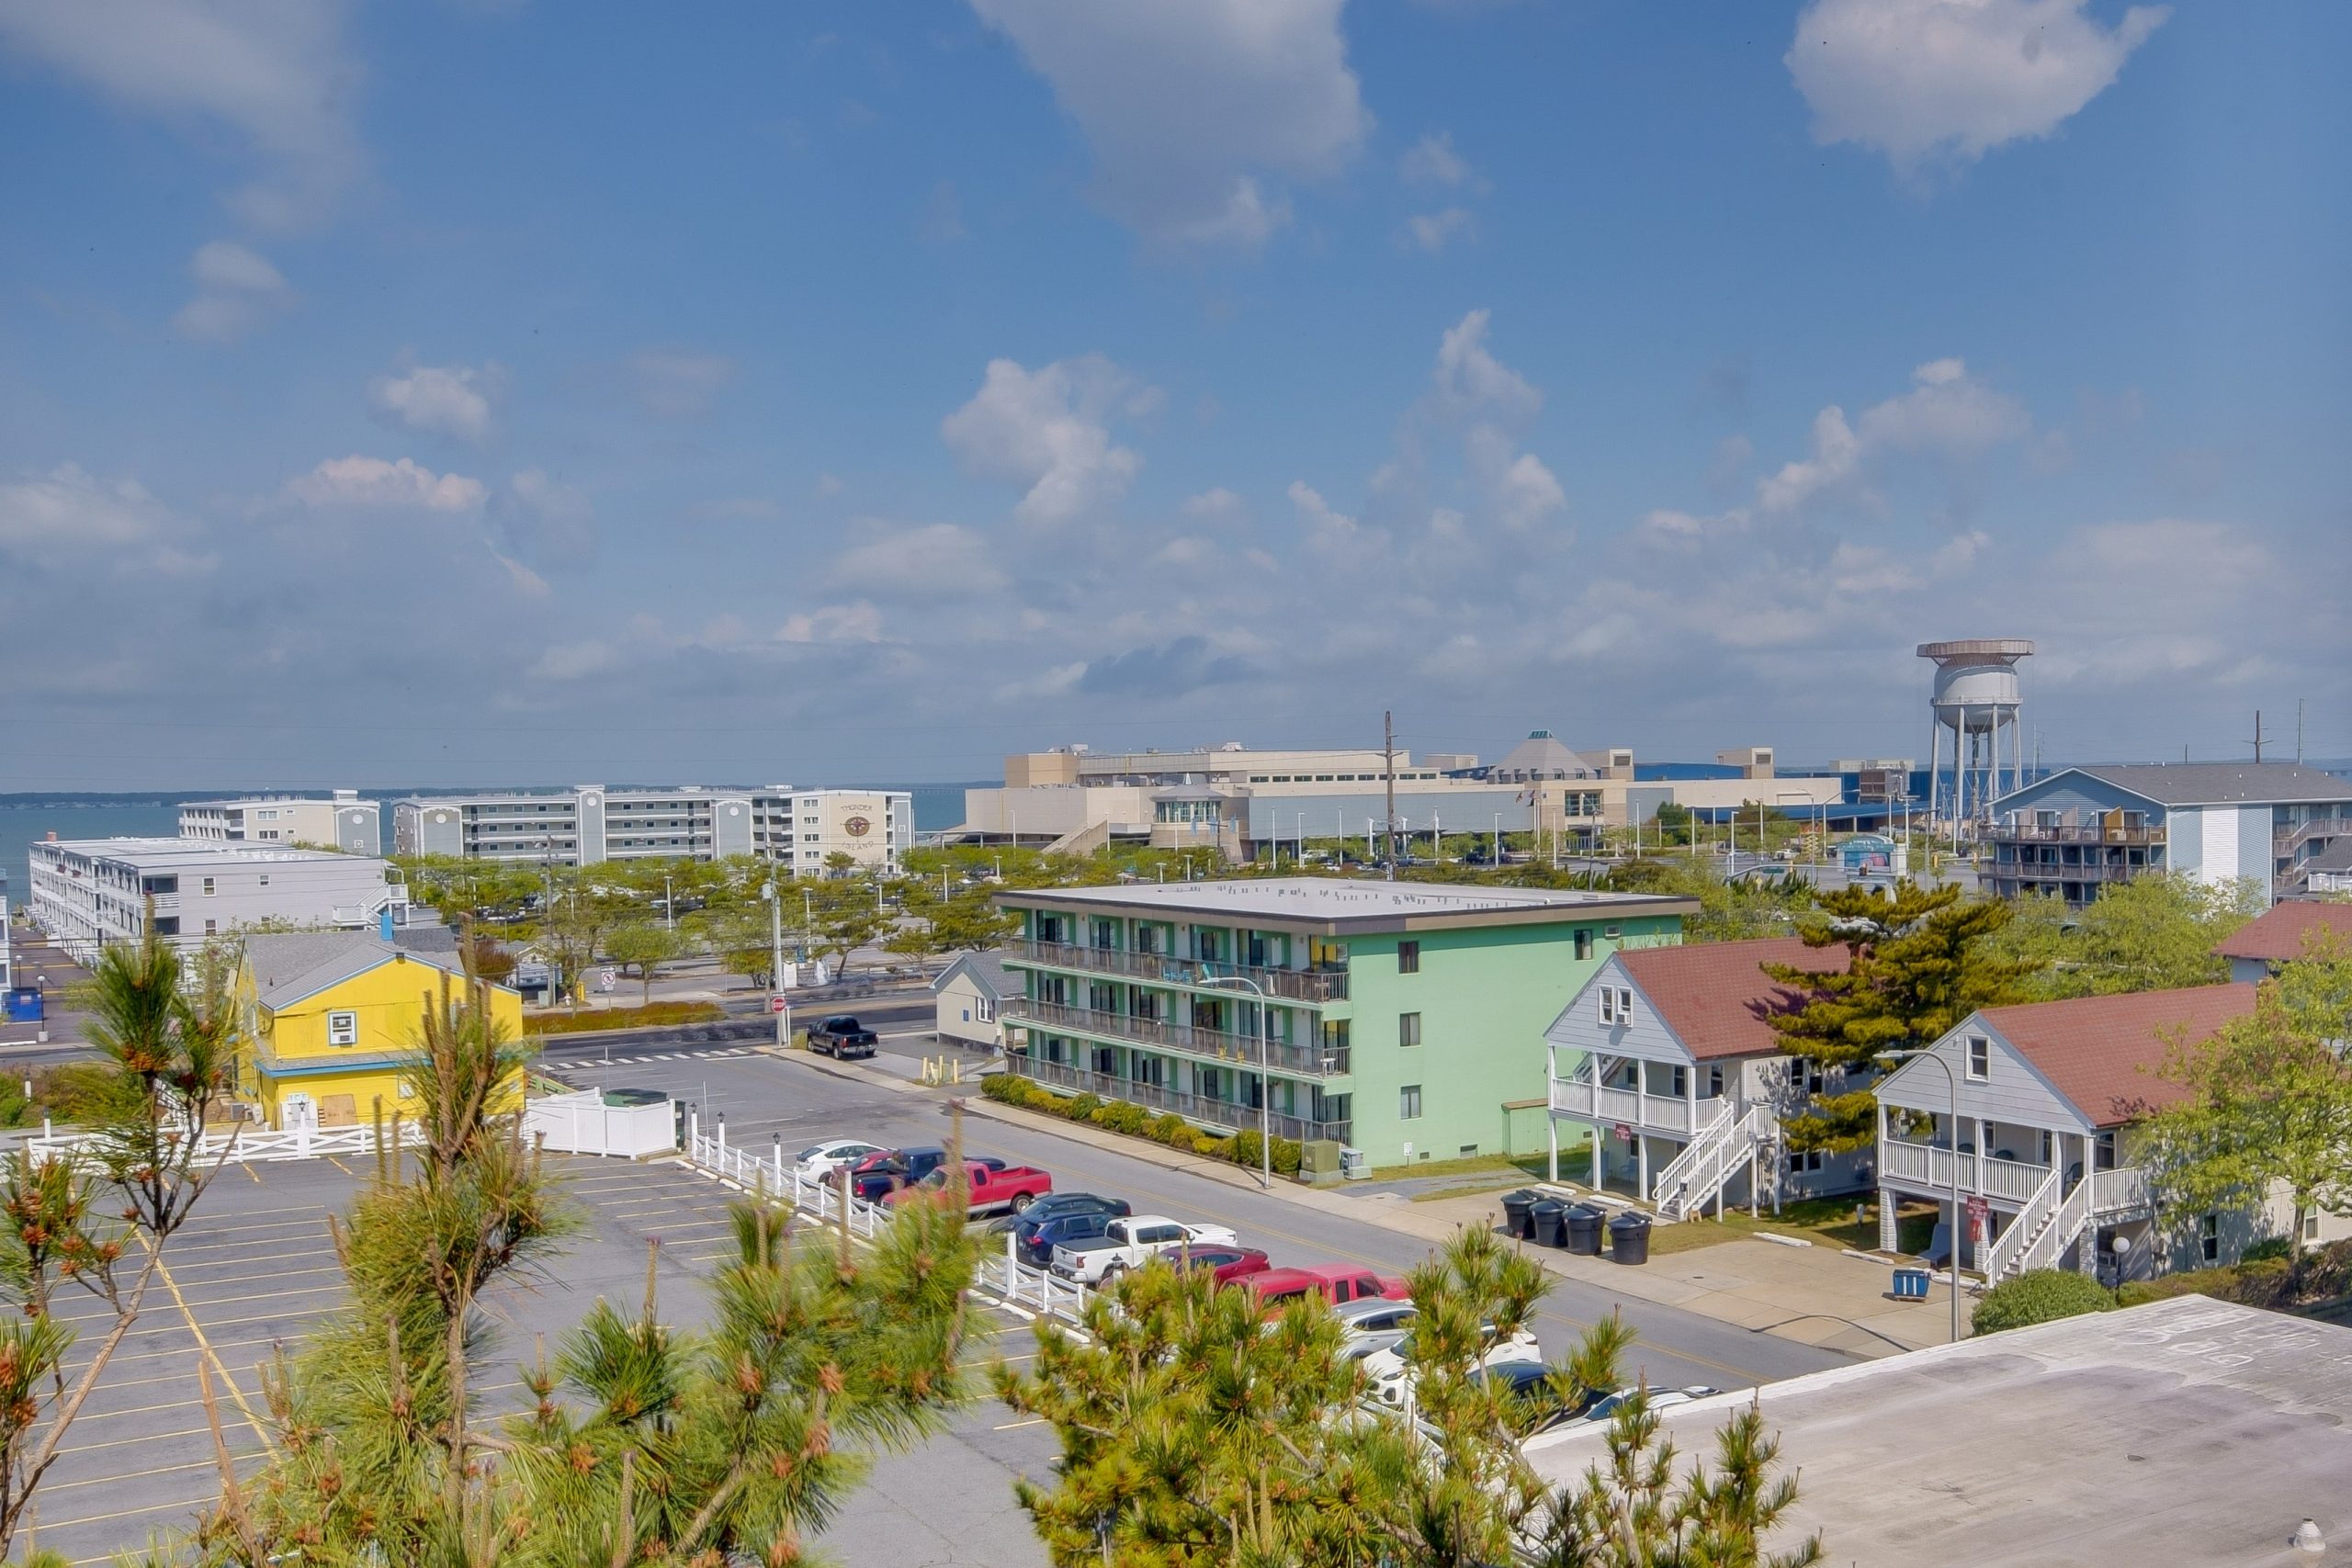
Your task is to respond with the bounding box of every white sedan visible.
[793,1139,884,1182]
[1362,1324,1544,1406]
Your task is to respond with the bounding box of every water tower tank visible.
[1917,638,2032,830]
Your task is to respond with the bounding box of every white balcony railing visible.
[1550,1078,1725,1138]
[1879,1141,2051,1204]
[2090,1166,2152,1214]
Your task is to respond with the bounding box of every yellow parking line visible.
[48,1280,347,1328]
[149,1242,274,1454]
[58,1420,269,1458]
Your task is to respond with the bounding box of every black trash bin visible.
[1530,1199,1569,1248]
[1563,1204,1604,1256]
[1500,1190,1538,1242]
[1607,1210,1652,1266]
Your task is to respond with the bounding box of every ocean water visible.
[0,785,976,910]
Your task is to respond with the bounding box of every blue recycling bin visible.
[1892,1266,1931,1301]
[2,988,41,1023]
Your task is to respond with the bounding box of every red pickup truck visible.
[882,1158,1053,1216]
[1244,1263,1409,1312]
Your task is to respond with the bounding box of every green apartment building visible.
[997,878,1694,1166]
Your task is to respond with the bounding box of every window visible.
[1707,1066,1724,1098]
[2093,1131,2116,1171]
[203,919,217,936]
[1966,1036,1991,1082]
[1396,941,1420,974]
[1669,1066,1687,1099]
[2301,1209,2322,1243]
[1459,1144,1477,1157]
[1399,1084,1423,1120]
[1791,1055,1825,1095]
[327,1010,359,1047]
[1398,1012,1422,1047]
[258,874,269,886]
[152,917,180,936]
[141,875,178,896]
[1597,986,1634,1026]
[1574,929,1593,961]
[974,997,994,1024]
[2200,1213,2221,1264]
[201,877,216,896]
[1784,1149,1825,1174]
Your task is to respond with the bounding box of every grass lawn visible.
[1640,1195,1940,1258]
[1371,1153,1546,1186]
[524,1000,728,1036]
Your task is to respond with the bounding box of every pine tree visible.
[1763,882,2030,1151]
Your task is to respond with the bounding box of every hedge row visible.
[980,1071,1305,1177]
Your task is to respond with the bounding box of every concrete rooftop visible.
[1522,1295,2352,1567]
[1003,876,1693,932]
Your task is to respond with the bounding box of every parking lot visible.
[36,1143,1058,1568]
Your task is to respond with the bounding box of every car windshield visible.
[917,1168,953,1189]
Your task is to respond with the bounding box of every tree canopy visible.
[1988,874,2263,1000]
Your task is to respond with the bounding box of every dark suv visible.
[849,1146,1001,1201]
[1004,1197,1134,1268]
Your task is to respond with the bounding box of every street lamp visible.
[1878,1046,1964,1344]
[761,880,789,1047]
[1196,974,1273,1190]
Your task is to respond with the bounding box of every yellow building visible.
[236,931,527,1132]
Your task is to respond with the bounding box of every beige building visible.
[180,791,381,854]
[393,785,910,875]
[962,737,1841,860]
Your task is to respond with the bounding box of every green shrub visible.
[1148,1113,1192,1146]
[1065,1092,1102,1123]
[1195,1134,1233,1159]
[1270,1136,1303,1177]
[979,1072,1030,1105]
[1972,1269,2117,1335]
[1093,1101,1148,1135]
[2239,1235,2294,1265]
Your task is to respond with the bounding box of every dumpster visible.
[1563,1204,1604,1256]
[1891,1266,1931,1301]
[1500,1190,1538,1242]
[1530,1199,1569,1248]
[1607,1210,1652,1266]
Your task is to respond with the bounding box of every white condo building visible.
[391,785,910,874]
[28,838,413,964]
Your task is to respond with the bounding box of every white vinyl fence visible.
[523,1090,678,1158]
[679,1115,1098,1328]
[24,1120,420,1166]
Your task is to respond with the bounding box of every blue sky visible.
[1,0,2346,790]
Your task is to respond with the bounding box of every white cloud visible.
[527,640,617,682]
[283,456,486,513]
[1788,0,2167,172]
[1288,480,1359,552]
[1182,487,1249,527]
[0,0,363,230]
[628,349,736,420]
[1398,132,1472,188]
[1756,405,1864,515]
[1405,208,1474,254]
[827,522,1008,601]
[776,603,887,645]
[1484,441,1566,530]
[370,362,496,444]
[1431,310,1541,420]
[941,354,1148,525]
[492,551,551,599]
[171,239,288,343]
[968,0,1369,247]
[0,463,213,577]
[1756,358,2028,515]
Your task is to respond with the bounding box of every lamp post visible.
[1878,1045,1964,1343]
[762,880,789,1047]
[1197,974,1273,1190]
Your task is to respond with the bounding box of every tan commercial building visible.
[393,785,910,875]
[179,791,381,854]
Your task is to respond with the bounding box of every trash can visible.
[1607,1210,1652,1266]
[1530,1199,1569,1248]
[1500,1190,1538,1242]
[1891,1266,1930,1301]
[1564,1204,1605,1257]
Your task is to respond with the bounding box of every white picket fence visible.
[678,1118,1099,1328]
[24,1120,421,1166]
[523,1090,678,1159]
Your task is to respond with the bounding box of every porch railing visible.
[1879,1140,2052,1205]
[1006,940,1349,1002]
[1979,1165,2060,1283]
[1650,1104,1769,1221]
[1549,1078,1727,1137]
[2089,1166,2152,1214]
[1004,998,1349,1077]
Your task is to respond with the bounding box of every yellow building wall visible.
[243,954,527,1131]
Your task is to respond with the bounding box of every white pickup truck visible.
[1048,1215,1238,1284]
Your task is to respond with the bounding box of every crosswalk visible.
[542,1044,772,1070]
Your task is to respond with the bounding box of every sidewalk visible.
[787,1051,1961,1359]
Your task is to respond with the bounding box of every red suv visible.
[1244,1263,1409,1311]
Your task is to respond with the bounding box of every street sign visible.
[1965,1194,1990,1244]
[769,995,789,1014]
[1612,1122,1634,1144]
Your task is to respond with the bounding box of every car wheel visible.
[1102,1261,1124,1280]
[1010,1191,1034,1213]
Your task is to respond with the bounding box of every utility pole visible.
[2298,699,2306,764]
[1382,710,1397,881]
[763,880,789,1047]
[2249,709,2269,763]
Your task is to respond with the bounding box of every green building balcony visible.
[1007,1055,1351,1145]
[1004,998,1351,1078]
[1006,939,1349,1002]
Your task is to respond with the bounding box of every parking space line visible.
[49,1280,348,1328]
[150,1244,274,1453]
[57,1420,270,1459]
[51,1493,221,1547]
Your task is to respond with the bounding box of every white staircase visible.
[1977,1166,2093,1285]
[1650,1103,1771,1222]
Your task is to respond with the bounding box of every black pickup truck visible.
[808,1014,879,1059]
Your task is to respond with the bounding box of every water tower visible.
[1917,638,2032,830]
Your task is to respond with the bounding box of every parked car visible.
[1363,1321,1544,1406]
[808,1016,879,1059]
[884,1158,1052,1215]
[792,1138,885,1182]
[1243,1264,1410,1312]
[1581,1385,1722,1425]
[1005,1205,1128,1269]
[991,1191,1133,1247]
[847,1147,1003,1202]
[1173,1243,1272,1286]
[1050,1216,1239,1284]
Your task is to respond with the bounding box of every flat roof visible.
[1001,876,1694,933]
[1523,1295,2352,1567]
[31,837,380,867]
